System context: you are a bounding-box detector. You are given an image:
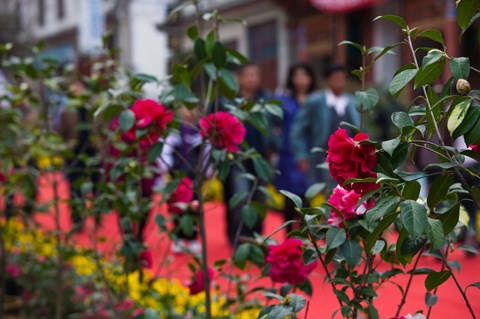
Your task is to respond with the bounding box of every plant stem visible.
[426,249,447,319]
[304,223,343,309]
[394,247,424,317]
[360,54,366,131]
[440,250,477,319]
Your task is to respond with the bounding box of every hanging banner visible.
[310,0,385,13]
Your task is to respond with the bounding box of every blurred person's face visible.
[292,68,312,94]
[238,65,261,95]
[326,71,346,96]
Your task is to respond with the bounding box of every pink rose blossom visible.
[327,128,378,195]
[7,264,21,278]
[167,177,194,214]
[328,185,371,227]
[199,112,246,152]
[266,238,317,285]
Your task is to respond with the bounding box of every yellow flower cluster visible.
[2,218,255,318]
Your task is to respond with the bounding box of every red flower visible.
[266,238,317,285]
[326,128,378,195]
[328,185,366,227]
[6,264,21,278]
[124,99,173,149]
[167,177,194,214]
[199,112,246,152]
[188,267,214,295]
[139,250,153,269]
[471,144,480,155]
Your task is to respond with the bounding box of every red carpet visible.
[31,173,480,318]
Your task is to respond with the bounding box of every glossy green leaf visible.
[391,112,414,129]
[233,243,250,269]
[458,0,480,33]
[305,183,326,200]
[339,239,362,267]
[464,112,480,145]
[438,203,460,235]
[427,218,445,251]
[417,29,445,47]
[389,69,417,98]
[338,40,365,54]
[253,156,273,182]
[212,42,227,68]
[366,196,401,226]
[326,227,347,250]
[466,282,480,291]
[403,180,421,201]
[427,175,454,210]
[280,190,303,208]
[186,25,199,40]
[452,105,480,139]
[450,57,470,80]
[147,143,164,163]
[242,205,258,229]
[366,211,400,252]
[414,59,445,89]
[219,68,239,93]
[425,270,451,291]
[289,293,307,312]
[373,15,407,29]
[356,88,379,111]
[425,291,439,307]
[448,98,471,135]
[119,109,135,133]
[194,38,207,60]
[401,200,428,238]
[381,137,401,157]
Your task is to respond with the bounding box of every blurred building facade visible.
[1,0,171,85]
[163,0,479,91]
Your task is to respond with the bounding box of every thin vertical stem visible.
[395,247,424,318]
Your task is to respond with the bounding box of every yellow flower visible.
[235,308,261,319]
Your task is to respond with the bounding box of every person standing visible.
[273,63,317,232]
[224,63,270,247]
[290,64,360,189]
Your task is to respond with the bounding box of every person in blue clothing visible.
[274,63,317,231]
[290,64,360,190]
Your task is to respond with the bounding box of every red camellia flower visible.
[124,99,173,149]
[326,128,378,195]
[6,264,21,278]
[188,267,214,295]
[266,238,317,285]
[139,250,153,269]
[167,177,194,214]
[328,185,373,227]
[199,112,246,152]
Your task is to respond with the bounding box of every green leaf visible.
[368,304,379,319]
[427,175,454,210]
[212,42,227,68]
[339,239,362,267]
[366,211,400,252]
[186,25,199,40]
[390,69,417,98]
[464,110,480,145]
[144,308,160,319]
[305,183,326,200]
[401,200,428,238]
[253,156,273,182]
[233,243,250,269]
[302,248,318,266]
[414,59,445,88]
[289,294,307,312]
[229,192,248,209]
[422,49,445,68]
[219,68,239,93]
[417,29,445,47]
[466,282,480,291]
[280,190,303,208]
[119,109,135,133]
[450,57,470,80]
[425,85,442,135]
[402,180,421,201]
[425,291,439,307]
[326,227,347,250]
[425,270,451,291]
[427,218,445,251]
[373,15,407,29]
[194,38,207,60]
[225,47,249,65]
[338,41,365,54]
[391,111,414,129]
[381,137,401,157]
[438,203,460,235]
[147,143,164,163]
[448,98,471,135]
[355,88,379,111]
[242,205,258,229]
[371,240,386,255]
[366,196,401,226]
[452,105,480,139]
[249,245,265,266]
[458,0,480,33]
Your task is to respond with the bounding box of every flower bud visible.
[456,79,471,95]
